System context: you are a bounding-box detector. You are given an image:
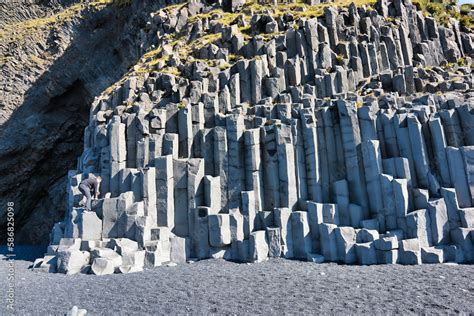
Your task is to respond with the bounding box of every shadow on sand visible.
[0,245,47,262]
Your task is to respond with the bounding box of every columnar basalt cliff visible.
[27,0,474,274]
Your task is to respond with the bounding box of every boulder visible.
[91,248,122,269]
[67,306,87,316]
[57,250,90,275]
[121,250,145,267]
[91,257,115,275]
[109,238,139,255]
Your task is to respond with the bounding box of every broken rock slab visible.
[57,250,90,275]
[91,257,115,275]
[266,227,282,257]
[398,238,422,265]
[421,247,444,264]
[355,242,377,265]
[334,226,356,264]
[249,230,269,263]
[170,236,190,263]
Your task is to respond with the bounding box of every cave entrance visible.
[0,79,92,245]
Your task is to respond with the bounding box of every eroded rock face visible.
[8,0,474,269]
[0,0,175,244]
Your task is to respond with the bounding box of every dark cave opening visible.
[44,79,91,119]
[0,79,92,245]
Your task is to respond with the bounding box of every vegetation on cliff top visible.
[4,0,469,96]
[132,0,382,77]
[141,0,472,75]
[0,0,131,44]
[413,0,473,28]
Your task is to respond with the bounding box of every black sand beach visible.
[1,246,473,315]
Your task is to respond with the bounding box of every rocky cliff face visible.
[3,0,474,271]
[0,0,177,244]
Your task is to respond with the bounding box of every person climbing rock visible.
[79,174,102,212]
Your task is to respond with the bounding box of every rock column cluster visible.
[32,0,474,274]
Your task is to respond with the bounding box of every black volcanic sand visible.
[0,246,473,315]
